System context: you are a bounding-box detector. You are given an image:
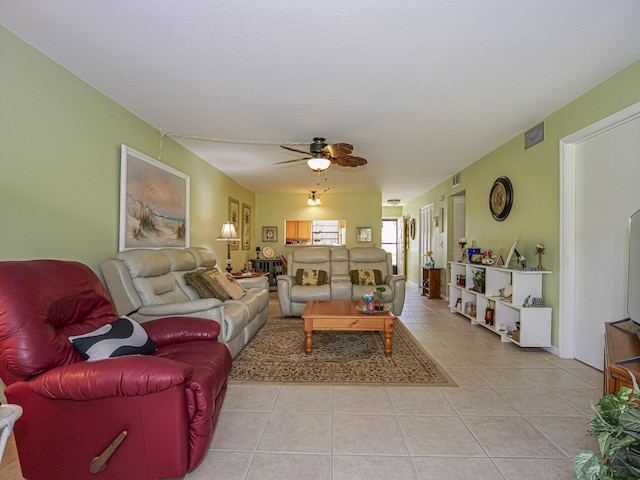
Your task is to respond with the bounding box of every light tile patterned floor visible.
[0,286,602,479]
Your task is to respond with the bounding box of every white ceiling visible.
[2,1,640,205]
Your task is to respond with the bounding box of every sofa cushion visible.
[294,269,328,286]
[350,269,383,285]
[132,273,191,305]
[184,268,230,301]
[291,284,331,302]
[214,273,247,300]
[69,316,158,362]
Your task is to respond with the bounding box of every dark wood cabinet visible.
[604,320,640,395]
[251,258,282,291]
[421,267,441,299]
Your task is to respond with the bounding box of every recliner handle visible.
[90,430,128,474]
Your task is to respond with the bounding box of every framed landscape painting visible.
[119,145,189,251]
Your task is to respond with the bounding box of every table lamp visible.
[217,221,240,273]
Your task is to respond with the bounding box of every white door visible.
[573,114,640,369]
[420,204,434,267]
[452,195,466,262]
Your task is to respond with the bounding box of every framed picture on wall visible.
[356,227,372,242]
[119,145,189,251]
[228,197,240,250]
[262,226,277,242]
[241,203,251,250]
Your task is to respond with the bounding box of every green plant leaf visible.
[574,450,606,479]
[620,408,640,440]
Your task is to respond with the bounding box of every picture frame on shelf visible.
[262,226,277,242]
[503,238,519,268]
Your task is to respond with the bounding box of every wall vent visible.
[452,173,461,187]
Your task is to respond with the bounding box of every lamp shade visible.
[307,157,331,171]
[217,221,239,241]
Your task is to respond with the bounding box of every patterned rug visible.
[229,318,456,386]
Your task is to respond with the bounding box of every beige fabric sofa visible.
[277,246,406,317]
[101,247,269,358]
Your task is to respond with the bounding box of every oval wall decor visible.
[489,176,513,221]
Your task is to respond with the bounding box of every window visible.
[382,219,398,269]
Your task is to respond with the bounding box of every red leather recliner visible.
[0,260,232,480]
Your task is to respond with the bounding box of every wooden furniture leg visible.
[304,318,313,355]
[384,318,394,356]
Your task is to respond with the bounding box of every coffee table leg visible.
[304,318,313,355]
[384,318,394,356]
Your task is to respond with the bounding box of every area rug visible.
[229,318,456,386]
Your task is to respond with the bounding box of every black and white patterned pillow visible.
[69,316,157,362]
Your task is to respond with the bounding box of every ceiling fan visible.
[276,137,367,171]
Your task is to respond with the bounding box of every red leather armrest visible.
[142,316,221,347]
[28,356,192,400]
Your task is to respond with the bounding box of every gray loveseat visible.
[277,246,406,317]
[101,247,269,358]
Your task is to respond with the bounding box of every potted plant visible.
[574,374,640,479]
[472,269,485,293]
[372,286,386,311]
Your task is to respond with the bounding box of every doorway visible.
[420,204,434,269]
[560,101,640,369]
[382,217,403,275]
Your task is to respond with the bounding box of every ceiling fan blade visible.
[322,143,353,158]
[273,156,311,165]
[334,156,367,167]
[280,145,312,156]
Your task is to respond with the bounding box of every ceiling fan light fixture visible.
[307,157,331,171]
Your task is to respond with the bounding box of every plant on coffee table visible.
[371,286,386,310]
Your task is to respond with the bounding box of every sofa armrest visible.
[137,299,224,317]
[28,356,192,400]
[385,274,407,287]
[143,316,221,346]
[277,275,294,288]
[236,275,269,290]
[276,275,295,316]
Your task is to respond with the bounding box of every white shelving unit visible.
[448,261,552,347]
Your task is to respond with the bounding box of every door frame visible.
[559,100,640,359]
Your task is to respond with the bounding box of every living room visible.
[2,3,640,479]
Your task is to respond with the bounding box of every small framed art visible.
[262,226,277,242]
[356,227,372,242]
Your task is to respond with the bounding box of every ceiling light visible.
[307,191,323,206]
[307,157,331,171]
[387,199,401,205]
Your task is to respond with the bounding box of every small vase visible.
[537,252,544,271]
[362,294,374,311]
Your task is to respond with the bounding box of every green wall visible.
[404,59,640,347]
[0,27,254,273]
[255,192,382,259]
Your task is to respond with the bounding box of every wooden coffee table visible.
[301,300,395,356]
